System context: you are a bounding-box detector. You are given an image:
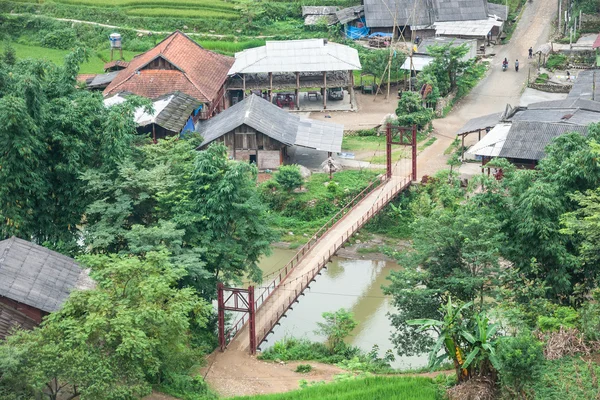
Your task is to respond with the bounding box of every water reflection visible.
[256,249,428,370]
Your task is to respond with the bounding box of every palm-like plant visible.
[407,297,473,382]
[461,313,500,378]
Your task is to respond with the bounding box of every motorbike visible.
[502,63,508,72]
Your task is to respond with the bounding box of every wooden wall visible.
[0,296,43,339]
[204,125,286,170]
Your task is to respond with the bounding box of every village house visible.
[462,70,600,169]
[0,237,94,339]
[103,30,234,121]
[196,95,343,170]
[363,0,507,45]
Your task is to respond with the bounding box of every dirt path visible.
[418,0,556,176]
[206,2,557,398]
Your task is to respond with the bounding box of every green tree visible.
[83,141,276,297]
[315,309,358,352]
[496,333,544,398]
[0,49,139,249]
[0,252,210,400]
[395,91,434,130]
[275,164,304,192]
[2,42,16,66]
[420,43,470,95]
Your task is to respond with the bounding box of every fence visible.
[223,175,411,348]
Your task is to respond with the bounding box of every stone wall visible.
[435,89,458,117]
[527,82,572,93]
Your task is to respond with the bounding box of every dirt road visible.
[419,0,557,176]
[205,1,557,397]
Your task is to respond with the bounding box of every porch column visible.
[242,74,246,99]
[295,72,300,110]
[269,72,273,102]
[348,70,355,110]
[323,71,327,110]
[461,134,465,162]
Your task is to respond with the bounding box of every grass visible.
[535,73,549,84]
[524,356,600,399]
[231,376,441,400]
[0,42,138,74]
[418,137,437,150]
[124,8,239,20]
[371,149,407,165]
[341,135,385,152]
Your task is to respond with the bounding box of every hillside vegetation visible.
[232,376,441,400]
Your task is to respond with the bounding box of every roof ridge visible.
[181,71,210,102]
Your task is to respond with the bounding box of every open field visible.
[0,42,139,74]
[231,376,440,400]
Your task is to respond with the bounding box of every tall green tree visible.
[0,251,210,400]
[0,49,139,249]
[83,140,276,298]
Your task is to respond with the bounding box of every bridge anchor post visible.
[217,283,257,355]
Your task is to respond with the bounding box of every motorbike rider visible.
[515,59,519,72]
[502,58,508,70]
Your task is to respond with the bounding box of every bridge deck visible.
[227,175,410,352]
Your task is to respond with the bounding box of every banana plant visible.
[461,312,500,377]
[407,297,473,382]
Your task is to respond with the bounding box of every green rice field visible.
[0,42,139,74]
[231,376,441,400]
[10,0,239,20]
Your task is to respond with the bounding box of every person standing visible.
[515,59,519,72]
[528,47,533,59]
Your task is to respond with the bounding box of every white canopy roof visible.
[228,39,361,74]
[433,18,498,37]
[401,55,434,71]
[467,122,511,157]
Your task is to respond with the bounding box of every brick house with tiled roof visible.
[104,30,234,120]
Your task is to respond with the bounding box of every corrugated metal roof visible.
[487,2,508,20]
[467,122,510,157]
[456,112,502,135]
[196,95,343,153]
[433,18,497,37]
[304,14,339,26]
[401,55,434,71]
[88,71,119,89]
[336,5,364,24]
[498,121,589,161]
[364,0,489,28]
[302,6,338,16]
[228,39,361,74]
[0,237,93,313]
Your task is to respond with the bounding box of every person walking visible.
[515,59,519,72]
[528,47,533,59]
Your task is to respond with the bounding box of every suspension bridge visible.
[217,124,417,354]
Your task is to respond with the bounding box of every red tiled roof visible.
[104,60,130,70]
[594,33,600,49]
[103,31,234,103]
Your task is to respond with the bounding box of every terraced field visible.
[10,0,239,20]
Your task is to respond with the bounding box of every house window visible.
[249,154,257,164]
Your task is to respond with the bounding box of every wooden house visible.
[0,237,94,339]
[196,95,343,170]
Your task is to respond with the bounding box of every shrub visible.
[275,165,303,193]
[496,333,544,396]
[537,306,578,332]
[578,290,600,341]
[41,28,78,50]
[546,53,568,70]
[295,364,312,373]
[315,309,358,352]
[395,91,435,130]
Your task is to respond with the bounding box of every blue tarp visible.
[180,116,195,137]
[368,32,393,38]
[345,17,369,39]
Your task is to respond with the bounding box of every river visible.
[256,247,428,370]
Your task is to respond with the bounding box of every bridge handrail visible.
[252,174,387,309]
[254,177,410,345]
[224,174,387,345]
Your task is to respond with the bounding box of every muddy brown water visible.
[255,248,427,370]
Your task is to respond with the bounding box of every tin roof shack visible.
[104,31,234,121]
[104,91,200,141]
[0,237,94,339]
[226,39,361,111]
[464,97,600,168]
[196,95,343,170]
[302,6,339,26]
[363,0,505,43]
